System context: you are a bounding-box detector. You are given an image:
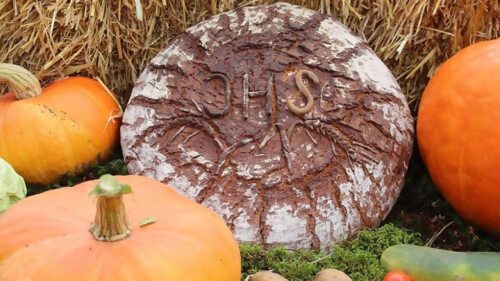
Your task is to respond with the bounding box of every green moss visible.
[27,155,128,195]
[241,224,422,281]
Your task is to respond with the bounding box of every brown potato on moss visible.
[314,269,352,281]
[250,271,289,281]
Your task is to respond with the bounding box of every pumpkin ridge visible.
[0,232,85,269]
[0,216,88,260]
[0,233,104,280]
[0,102,104,184]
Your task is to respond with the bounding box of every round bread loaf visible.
[121,3,414,249]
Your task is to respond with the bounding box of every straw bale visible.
[1,0,498,110]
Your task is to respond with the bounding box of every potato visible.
[249,271,289,281]
[314,269,352,281]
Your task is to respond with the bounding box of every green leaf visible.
[0,158,27,213]
[139,217,158,227]
[89,174,132,197]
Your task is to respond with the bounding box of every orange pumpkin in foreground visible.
[0,63,121,185]
[0,175,241,281]
[417,38,500,234]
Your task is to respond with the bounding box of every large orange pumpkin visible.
[0,175,241,281]
[417,38,500,234]
[0,63,121,185]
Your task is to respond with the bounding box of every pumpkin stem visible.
[0,63,42,99]
[89,175,132,242]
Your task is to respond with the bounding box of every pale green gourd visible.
[381,244,500,281]
[0,158,26,213]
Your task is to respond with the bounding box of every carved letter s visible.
[287,70,319,116]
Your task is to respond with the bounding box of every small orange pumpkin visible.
[0,175,241,280]
[417,38,500,234]
[0,63,121,185]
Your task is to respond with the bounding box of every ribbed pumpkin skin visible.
[0,77,120,185]
[0,176,241,281]
[417,38,500,234]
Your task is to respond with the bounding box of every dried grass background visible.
[1,0,498,111]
